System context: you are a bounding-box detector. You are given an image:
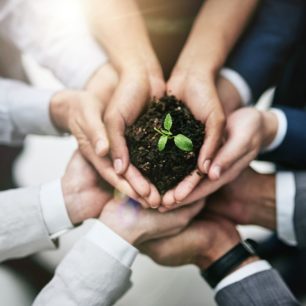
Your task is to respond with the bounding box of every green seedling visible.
[154,113,193,152]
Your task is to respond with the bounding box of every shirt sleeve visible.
[219,68,252,106]
[262,108,288,153]
[40,179,74,240]
[0,78,61,145]
[276,172,297,246]
[85,220,139,268]
[214,260,272,293]
[0,0,107,89]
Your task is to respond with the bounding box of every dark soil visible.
[125,95,204,194]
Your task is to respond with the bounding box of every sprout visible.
[154,113,193,152]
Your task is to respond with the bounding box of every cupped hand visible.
[161,67,226,206]
[51,64,151,206]
[207,107,278,181]
[161,107,278,209]
[99,198,205,245]
[104,63,166,208]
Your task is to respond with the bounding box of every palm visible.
[63,151,113,222]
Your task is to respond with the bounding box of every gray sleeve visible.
[0,186,55,262]
[293,172,306,249]
[33,238,132,306]
[216,269,299,306]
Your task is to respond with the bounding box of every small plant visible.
[154,113,193,152]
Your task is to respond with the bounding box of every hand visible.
[208,107,278,181]
[161,107,278,209]
[104,62,166,208]
[87,0,166,208]
[99,198,205,245]
[51,63,118,157]
[51,65,150,206]
[159,75,242,207]
[140,214,245,270]
[207,168,276,230]
[62,151,113,225]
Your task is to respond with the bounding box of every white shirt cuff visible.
[215,260,272,293]
[263,108,288,152]
[220,68,252,106]
[276,172,297,246]
[8,85,61,140]
[85,220,139,268]
[40,179,73,239]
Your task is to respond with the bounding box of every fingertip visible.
[146,186,161,209]
[161,190,175,207]
[209,165,221,181]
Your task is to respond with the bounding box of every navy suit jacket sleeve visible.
[226,0,306,101]
[260,106,306,169]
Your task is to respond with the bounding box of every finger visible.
[153,201,204,239]
[208,135,249,181]
[79,142,150,207]
[149,74,166,98]
[182,153,254,204]
[166,72,185,99]
[174,170,203,203]
[105,75,149,175]
[161,189,176,208]
[104,107,130,174]
[83,112,110,157]
[198,113,225,174]
[145,183,161,209]
[124,164,150,198]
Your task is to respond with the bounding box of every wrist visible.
[196,236,240,270]
[217,76,242,116]
[249,174,276,230]
[50,90,76,132]
[261,111,278,148]
[61,177,81,225]
[99,215,141,246]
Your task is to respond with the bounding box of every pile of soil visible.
[125,95,204,194]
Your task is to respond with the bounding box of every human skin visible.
[161,107,278,209]
[140,214,259,271]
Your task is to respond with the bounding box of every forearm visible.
[86,0,158,72]
[33,229,134,306]
[1,0,106,89]
[177,0,259,73]
[0,79,60,145]
[0,186,55,262]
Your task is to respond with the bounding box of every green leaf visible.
[174,134,193,152]
[158,135,168,151]
[161,129,173,136]
[164,113,173,131]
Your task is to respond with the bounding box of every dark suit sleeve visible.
[216,269,300,306]
[226,0,306,101]
[259,106,306,169]
[293,173,306,249]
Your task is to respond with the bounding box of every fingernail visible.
[203,160,211,173]
[114,159,123,174]
[95,139,107,156]
[212,166,221,180]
